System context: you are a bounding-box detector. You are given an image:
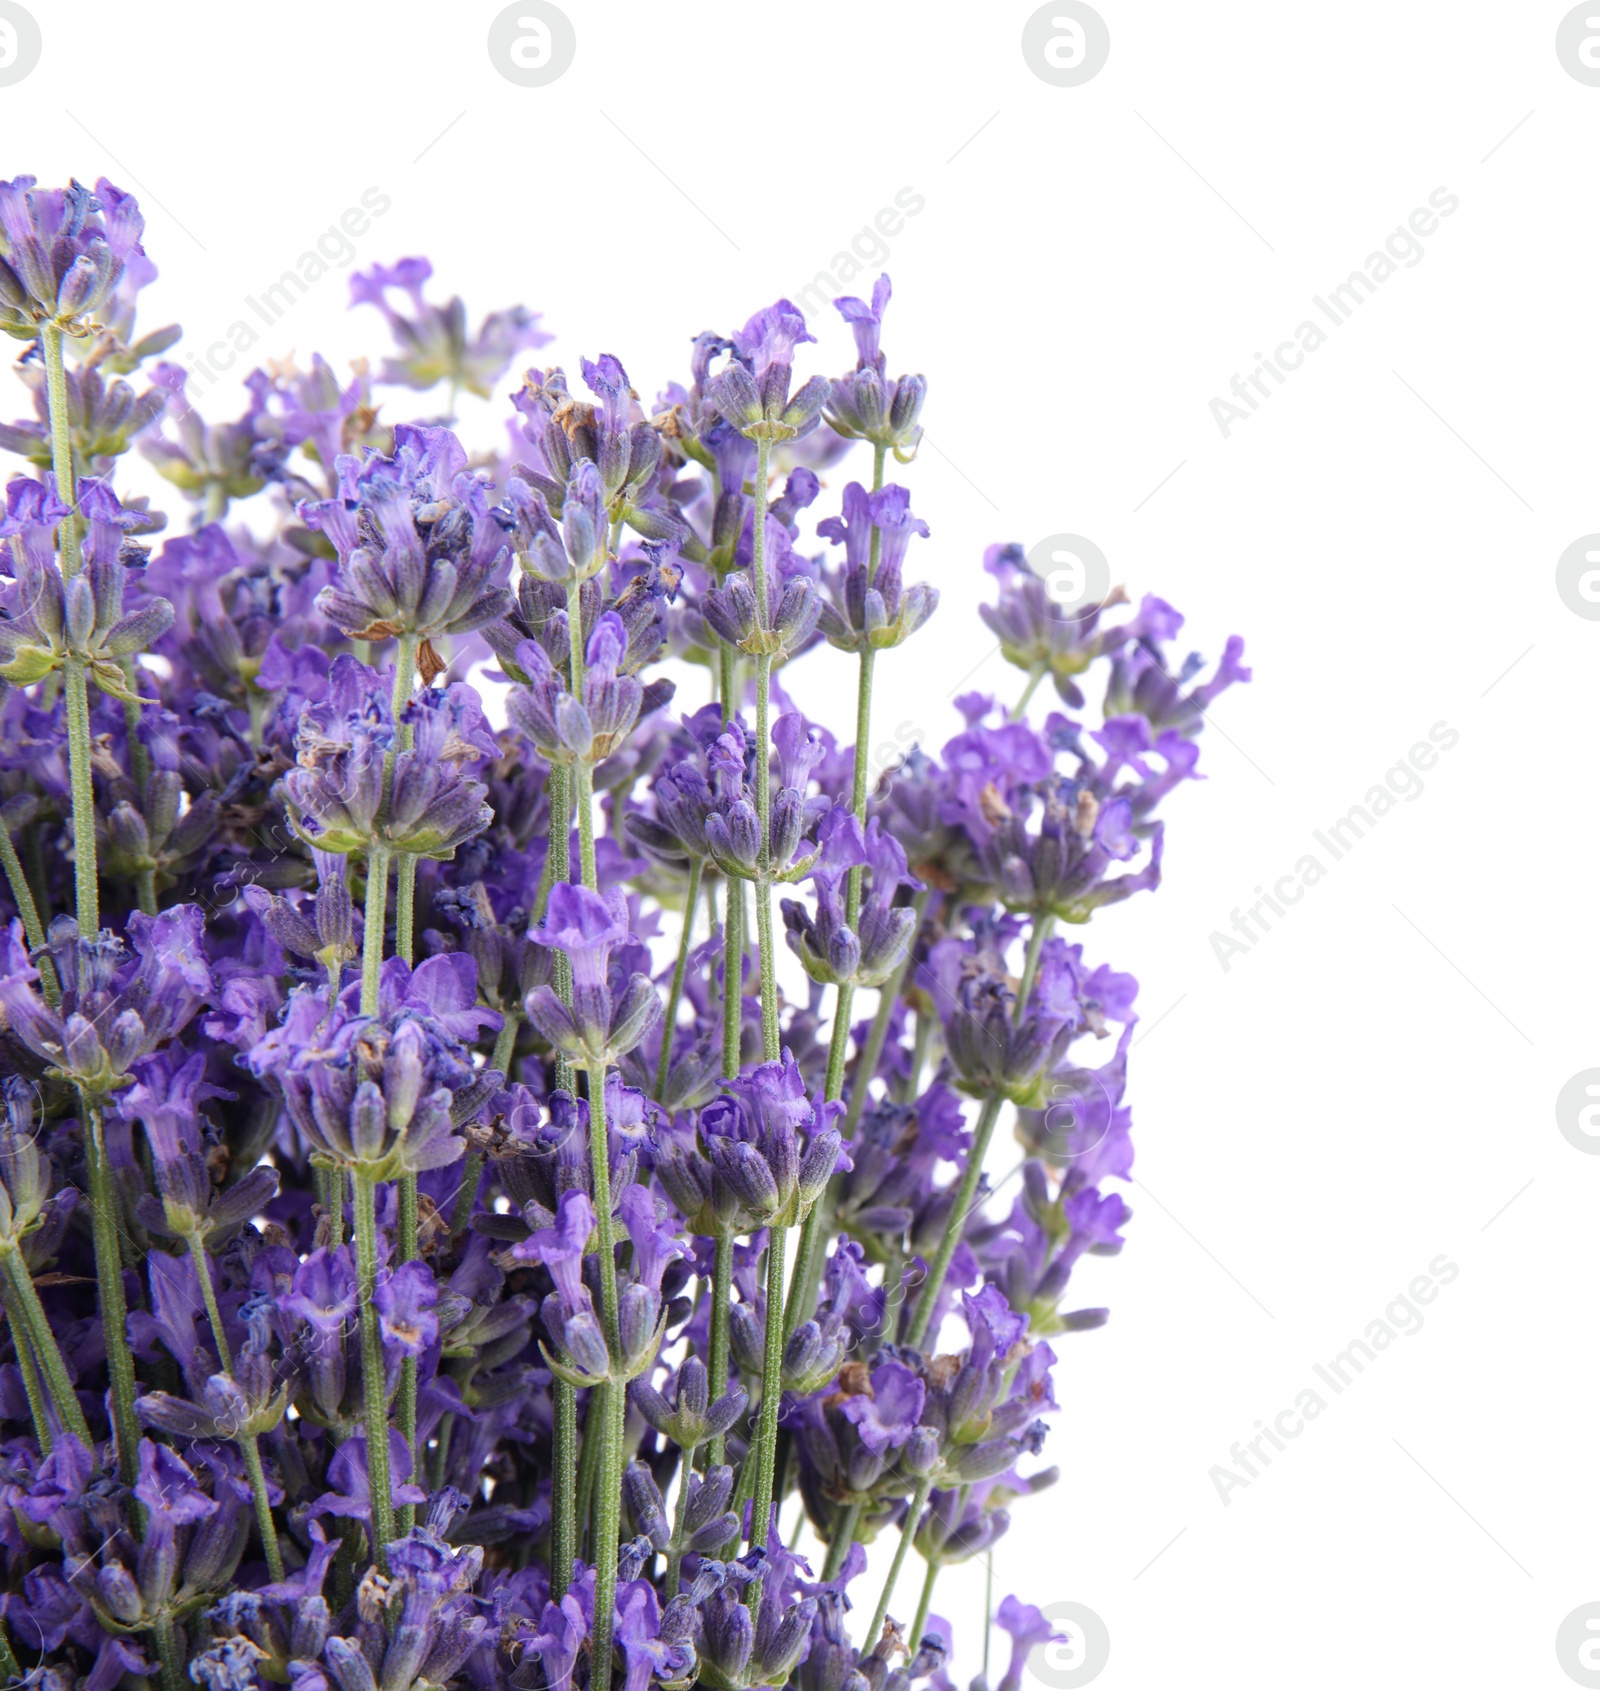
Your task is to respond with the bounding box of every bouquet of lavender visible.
[0,176,1248,1691]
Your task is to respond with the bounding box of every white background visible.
[3,2,1594,1686]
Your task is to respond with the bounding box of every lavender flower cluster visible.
[0,178,1248,1691]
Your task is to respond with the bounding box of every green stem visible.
[150,1613,183,1691]
[902,1010,934,1103]
[867,1476,932,1641]
[185,1237,284,1582]
[909,1553,941,1646]
[905,1095,1002,1350]
[820,1499,861,1581]
[1010,665,1046,721]
[705,1229,734,1469]
[396,1172,419,1536]
[0,1617,20,1682]
[1,1259,54,1452]
[547,765,574,1097]
[747,1221,787,1554]
[40,324,80,575]
[664,1440,698,1598]
[351,1171,395,1566]
[719,641,739,723]
[1014,915,1054,1021]
[748,439,780,1064]
[583,1062,623,1691]
[62,660,98,934]
[360,850,391,1016]
[721,878,744,1080]
[0,824,59,1006]
[388,642,420,1449]
[653,858,703,1100]
[82,1103,138,1481]
[552,1377,577,1600]
[2,1247,91,1446]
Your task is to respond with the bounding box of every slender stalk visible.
[0,1617,20,1683]
[81,1103,138,1481]
[867,1476,932,1640]
[1,1271,52,1452]
[747,439,781,1063]
[552,1377,577,1600]
[40,325,99,937]
[901,1010,934,1104]
[747,1222,787,1553]
[40,324,80,576]
[909,1552,940,1645]
[904,1095,1002,1350]
[721,878,743,1079]
[1014,915,1054,1021]
[2,1248,90,1447]
[1010,665,1046,721]
[396,1171,419,1536]
[150,1613,184,1691]
[705,1229,734,1469]
[820,1500,861,1581]
[351,1170,395,1565]
[664,1443,697,1597]
[185,1237,285,1581]
[360,850,391,1016]
[0,825,59,1006]
[654,858,703,1099]
[583,1063,624,1691]
[62,660,98,934]
[719,642,738,724]
[546,765,574,1096]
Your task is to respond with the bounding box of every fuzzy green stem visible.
[748,438,780,1064]
[546,765,575,1096]
[705,1228,734,1470]
[82,1103,138,1481]
[664,1441,698,1598]
[352,1170,395,1565]
[584,1062,624,1691]
[905,1094,1002,1350]
[1014,916,1054,1022]
[654,858,703,1100]
[1,1249,86,1452]
[0,825,59,1005]
[747,1221,788,1554]
[1,1270,51,1453]
[867,1476,932,1641]
[552,1378,578,1600]
[41,325,98,937]
[396,1172,419,1535]
[909,1552,941,1646]
[0,1258,62,1454]
[62,661,98,935]
[360,850,391,1016]
[820,1500,861,1581]
[150,1612,183,1691]
[40,324,80,575]
[186,1237,285,1581]
[721,878,744,1079]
